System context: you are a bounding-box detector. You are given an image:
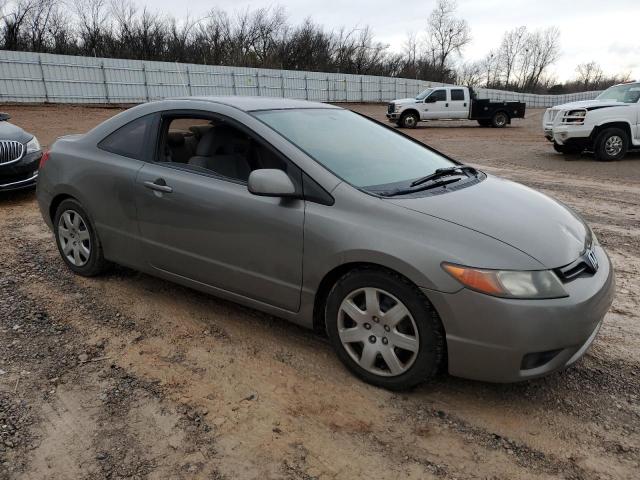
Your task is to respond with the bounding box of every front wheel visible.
[594,128,628,161]
[325,268,445,390]
[491,111,509,128]
[53,199,108,276]
[399,112,419,129]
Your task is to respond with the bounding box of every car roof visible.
[173,96,341,112]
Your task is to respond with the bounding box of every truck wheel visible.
[491,111,509,128]
[399,112,419,129]
[553,143,583,155]
[594,128,628,161]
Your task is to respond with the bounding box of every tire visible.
[53,199,108,276]
[399,111,419,129]
[553,142,583,155]
[325,267,445,390]
[594,127,629,161]
[491,111,509,128]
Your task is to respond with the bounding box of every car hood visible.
[551,99,629,111]
[391,97,420,106]
[0,121,31,143]
[388,175,588,269]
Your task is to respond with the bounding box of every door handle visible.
[445,103,449,107]
[144,179,173,193]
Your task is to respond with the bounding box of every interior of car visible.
[160,117,287,182]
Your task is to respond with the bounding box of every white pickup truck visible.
[387,85,526,129]
[543,81,640,161]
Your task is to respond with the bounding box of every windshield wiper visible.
[410,165,477,187]
[381,177,462,197]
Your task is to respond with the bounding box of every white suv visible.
[543,81,640,161]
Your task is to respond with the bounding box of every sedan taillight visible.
[39,150,50,169]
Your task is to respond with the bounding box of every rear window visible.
[99,115,154,160]
[451,89,465,101]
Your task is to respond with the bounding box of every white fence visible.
[0,50,601,108]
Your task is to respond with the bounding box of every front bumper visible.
[543,123,592,146]
[424,245,615,383]
[0,151,41,191]
[386,113,400,121]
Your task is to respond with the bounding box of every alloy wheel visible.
[604,135,623,157]
[337,287,419,377]
[57,210,91,267]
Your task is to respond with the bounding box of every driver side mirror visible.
[248,169,297,198]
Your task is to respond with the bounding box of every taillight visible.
[39,150,50,169]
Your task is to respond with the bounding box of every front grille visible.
[387,103,395,114]
[0,140,24,165]
[554,248,599,283]
[545,109,560,123]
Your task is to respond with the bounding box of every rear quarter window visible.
[98,114,155,160]
[451,89,465,101]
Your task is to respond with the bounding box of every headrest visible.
[167,132,185,146]
[195,129,217,156]
[189,124,213,139]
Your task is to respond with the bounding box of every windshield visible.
[596,83,640,103]
[415,88,433,101]
[253,109,454,189]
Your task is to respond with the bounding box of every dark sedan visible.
[0,112,42,191]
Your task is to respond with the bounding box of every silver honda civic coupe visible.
[36,97,615,390]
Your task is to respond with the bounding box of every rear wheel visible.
[491,111,509,128]
[53,199,108,276]
[325,268,445,390]
[594,128,628,161]
[399,111,419,129]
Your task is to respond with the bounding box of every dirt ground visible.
[0,103,638,480]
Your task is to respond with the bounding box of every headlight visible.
[26,136,41,154]
[567,110,586,117]
[442,263,568,299]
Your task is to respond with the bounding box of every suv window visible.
[99,115,154,160]
[429,90,447,102]
[451,89,465,101]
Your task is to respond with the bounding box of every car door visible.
[420,89,449,119]
[134,112,305,312]
[448,88,469,119]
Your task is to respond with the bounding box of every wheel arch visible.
[591,121,632,142]
[400,108,420,120]
[49,192,79,223]
[493,109,511,123]
[311,261,442,335]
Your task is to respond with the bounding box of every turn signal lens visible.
[442,263,568,299]
[441,264,503,295]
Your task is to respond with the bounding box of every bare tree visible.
[425,0,471,81]
[497,26,526,88]
[575,61,604,87]
[74,0,110,56]
[456,60,483,87]
[2,0,37,50]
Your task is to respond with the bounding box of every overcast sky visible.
[140,0,639,82]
